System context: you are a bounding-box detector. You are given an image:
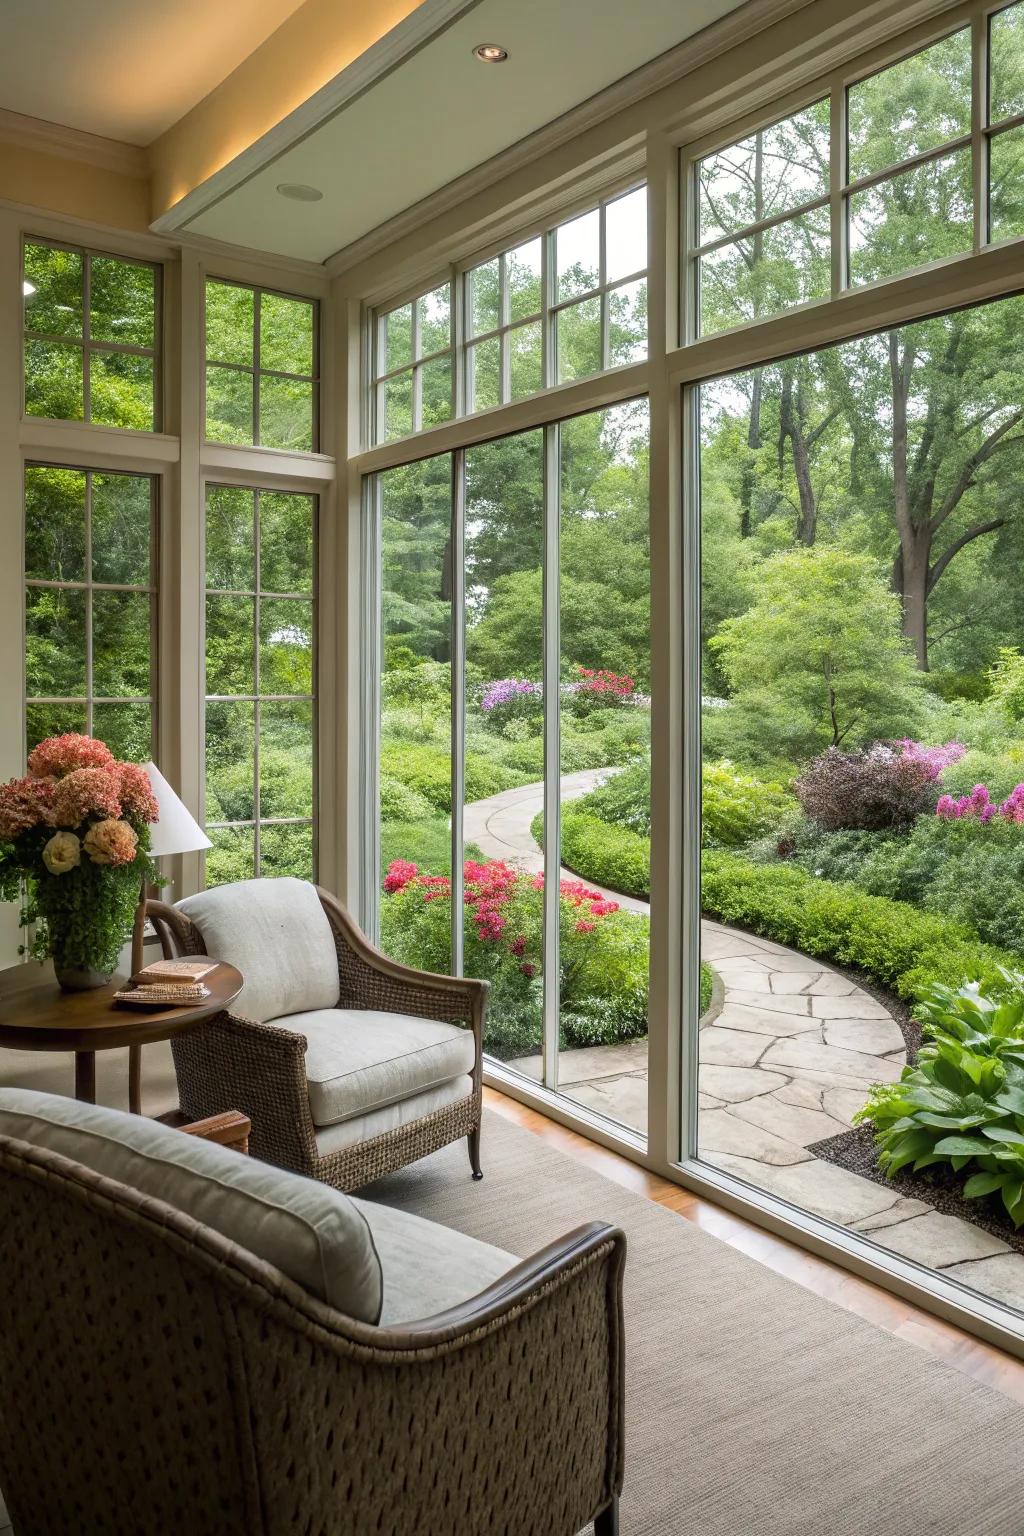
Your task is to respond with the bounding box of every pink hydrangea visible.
[27,733,114,781]
[0,776,53,841]
[118,763,158,824]
[83,818,138,866]
[51,768,123,829]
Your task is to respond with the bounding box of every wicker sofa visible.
[146,876,488,1191]
[0,1089,626,1535]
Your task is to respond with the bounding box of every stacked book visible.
[115,958,218,1007]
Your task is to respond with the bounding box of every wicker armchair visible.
[0,1127,626,1535]
[146,878,488,1191]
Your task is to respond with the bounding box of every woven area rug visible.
[362,1110,1024,1536]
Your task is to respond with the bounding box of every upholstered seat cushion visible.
[351,1196,517,1325]
[176,877,339,1024]
[271,1008,476,1128]
[0,1088,382,1322]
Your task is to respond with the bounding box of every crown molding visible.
[174,228,330,287]
[0,108,146,178]
[149,0,483,236]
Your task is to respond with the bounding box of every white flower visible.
[42,831,81,875]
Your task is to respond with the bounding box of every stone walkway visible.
[467,775,1024,1309]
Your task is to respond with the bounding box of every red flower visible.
[384,858,418,894]
[574,919,596,934]
[520,962,537,978]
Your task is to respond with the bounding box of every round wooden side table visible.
[0,962,243,1112]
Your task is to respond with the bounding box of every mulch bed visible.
[809,1123,1024,1255]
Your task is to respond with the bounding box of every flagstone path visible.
[466,774,1024,1306]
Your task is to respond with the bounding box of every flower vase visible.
[53,960,113,992]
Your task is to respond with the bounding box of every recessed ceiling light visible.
[276,182,323,202]
[473,42,508,63]
[22,280,35,297]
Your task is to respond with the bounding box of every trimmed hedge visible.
[701,851,1019,1001]
[550,808,651,899]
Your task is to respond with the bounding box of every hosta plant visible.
[856,970,1024,1225]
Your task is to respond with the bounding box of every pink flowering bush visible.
[0,734,160,980]
[936,782,1024,824]
[380,855,648,1058]
[796,740,964,833]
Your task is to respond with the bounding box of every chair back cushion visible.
[0,1089,382,1322]
[176,877,340,1023]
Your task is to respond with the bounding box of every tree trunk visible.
[780,366,818,545]
[739,369,762,538]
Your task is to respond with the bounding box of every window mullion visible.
[452,268,467,420]
[831,80,846,297]
[450,450,466,978]
[542,229,555,390]
[253,489,262,875]
[973,8,987,251]
[541,421,561,1093]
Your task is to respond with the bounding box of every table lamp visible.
[130,762,212,972]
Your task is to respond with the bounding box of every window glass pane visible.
[258,373,314,451]
[464,430,545,1061]
[206,594,254,695]
[206,701,255,822]
[205,280,254,366]
[91,349,155,431]
[384,303,413,371]
[27,703,87,752]
[25,587,86,697]
[206,364,254,444]
[609,279,647,365]
[378,455,453,911]
[508,237,542,321]
[260,822,313,879]
[848,147,972,285]
[848,29,971,182]
[382,371,413,440]
[418,284,450,357]
[991,3,1024,123]
[419,355,453,428]
[470,337,501,412]
[260,491,314,594]
[206,825,255,887]
[90,257,155,348]
[698,102,830,244]
[23,243,83,338]
[605,186,647,282]
[259,598,313,696]
[556,207,600,301]
[557,296,602,382]
[990,123,1024,242]
[260,291,314,376]
[93,590,151,697]
[700,206,831,335]
[261,701,314,818]
[509,321,543,401]
[91,473,151,586]
[24,466,86,584]
[92,701,152,760]
[470,259,501,335]
[205,485,255,592]
[25,339,83,420]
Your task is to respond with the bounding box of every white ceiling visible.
[0,0,308,144]
[184,0,748,263]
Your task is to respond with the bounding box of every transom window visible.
[23,240,160,430]
[204,279,319,452]
[691,3,1024,337]
[203,484,317,886]
[369,183,648,444]
[24,465,157,758]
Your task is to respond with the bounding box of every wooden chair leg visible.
[128,1044,142,1114]
[468,1126,483,1181]
[594,1496,619,1535]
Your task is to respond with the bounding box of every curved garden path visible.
[466,775,1024,1298]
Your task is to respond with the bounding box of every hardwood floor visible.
[484,1086,1024,1406]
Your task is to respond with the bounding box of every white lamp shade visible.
[143,762,213,857]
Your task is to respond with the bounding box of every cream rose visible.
[83,818,138,866]
[42,831,81,875]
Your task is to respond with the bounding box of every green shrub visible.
[942,745,1024,802]
[381,743,521,811]
[379,774,433,823]
[580,763,651,835]
[856,972,1024,1225]
[987,647,1024,722]
[702,759,792,847]
[553,809,651,899]
[380,819,484,877]
[701,851,1018,1001]
[699,961,714,1017]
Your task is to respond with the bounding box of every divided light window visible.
[204,280,319,452]
[22,240,160,430]
[692,3,1024,337]
[24,465,157,758]
[369,183,648,444]
[203,484,316,886]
